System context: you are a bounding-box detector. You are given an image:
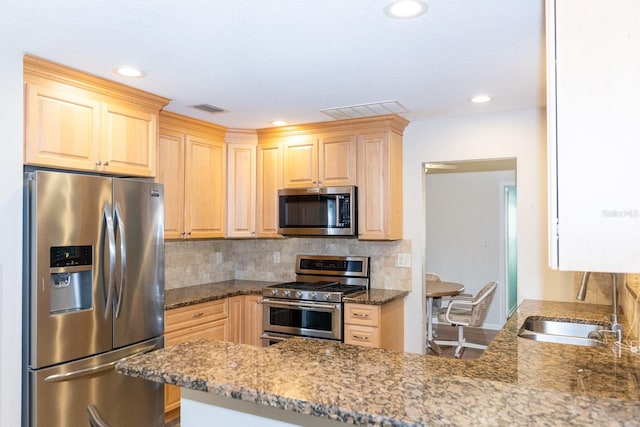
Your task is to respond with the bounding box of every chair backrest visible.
[424,273,442,292]
[469,281,498,327]
[425,272,442,282]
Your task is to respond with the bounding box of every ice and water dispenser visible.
[49,245,93,314]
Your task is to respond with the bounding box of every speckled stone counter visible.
[119,300,640,425]
[165,281,407,309]
[343,288,409,305]
[164,280,275,309]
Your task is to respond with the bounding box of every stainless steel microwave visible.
[278,186,357,236]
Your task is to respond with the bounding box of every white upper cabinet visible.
[547,0,640,272]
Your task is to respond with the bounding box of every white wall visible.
[0,50,25,427]
[402,109,574,354]
[426,170,515,329]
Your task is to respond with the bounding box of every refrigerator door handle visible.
[114,202,126,318]
[43,344,159,383]
[103,204,116,321]
[87,404,111,427]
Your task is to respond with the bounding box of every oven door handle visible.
[260,333,288,343]
[260,298,339,310]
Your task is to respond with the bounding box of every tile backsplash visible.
[164,238,412,292]
[571,272,623,306]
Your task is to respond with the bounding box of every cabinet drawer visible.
[344,324,380,348]
[165,319,227,346]
[165,299,228,334]
[344,303,380,327]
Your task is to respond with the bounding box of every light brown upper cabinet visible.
[547,0,640,272]
[226,130,257,238]
[23,55,168,177]
[281,132,357,188]
[257,115,408,241]
[256,139,284,238]
[158,111,226,239]
[357,129,404,240]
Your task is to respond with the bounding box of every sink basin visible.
[517,316,606,347]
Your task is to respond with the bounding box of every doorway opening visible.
[424,158,517,330]
[505,185,518,316]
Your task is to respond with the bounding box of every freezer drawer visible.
[27,338,164,427]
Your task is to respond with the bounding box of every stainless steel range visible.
[261,255,369,346]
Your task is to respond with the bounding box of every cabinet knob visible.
[104,161,110,166]
[95,161,101,166]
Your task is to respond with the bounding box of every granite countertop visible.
[164,280,273,309]
[118,299,640,425]
[343,288,409,305]
[165,280,407,309]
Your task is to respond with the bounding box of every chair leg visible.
[454,325,465,358]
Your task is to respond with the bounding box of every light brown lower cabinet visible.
[164,299,228,415]
[228,294,263,347]
[343,298,404,351]
[163,294,263,418]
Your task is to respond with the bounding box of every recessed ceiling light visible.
[271,120,288,126]
[470,95,492,104]
[113,66,146,78]
[384,0,428,19]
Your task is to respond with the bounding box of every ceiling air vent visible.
[191,104,228,114]
[320,100,408,120]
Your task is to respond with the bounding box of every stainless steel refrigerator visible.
[23,169,165,427]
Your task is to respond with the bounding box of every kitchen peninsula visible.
[118,300,640,426]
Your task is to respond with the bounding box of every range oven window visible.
[268,307,333,332]
[262,298,343,341]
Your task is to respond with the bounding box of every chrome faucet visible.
[576,272,623,343]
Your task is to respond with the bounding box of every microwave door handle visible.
[334,195,341,227]
[336,195,348,227]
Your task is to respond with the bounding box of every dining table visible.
[425,280,464,354]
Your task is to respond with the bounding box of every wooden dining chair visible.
[436,281,497,358]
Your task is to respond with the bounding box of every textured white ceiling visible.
[2,0,545,129]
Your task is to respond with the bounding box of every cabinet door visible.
[227,295,263,346]
[282,135,318,188]
[319,133,357,187]
[227,144,256,238]
[184,135,226,238]
[256,141,283,237]
[243,294,264,347]
[357,132,403,240]
[100,101,158,177]
[227,296,244,344]
[24,80,101,171]
[548,0,640,271]
[157,130,185,239]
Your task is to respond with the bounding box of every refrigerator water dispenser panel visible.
[49,245,93,314]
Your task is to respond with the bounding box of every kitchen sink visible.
[517,316,607,347]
